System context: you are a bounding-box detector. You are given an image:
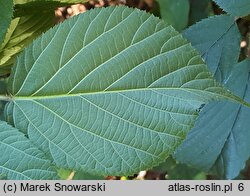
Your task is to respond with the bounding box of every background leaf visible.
[189,0,213,25]
[0,12,55,76]
[183,15,241,82]
[213,0,250,17]
[0,0,13,45]
[5,6,247,177]
[0,120,57,179]
[14,0,87,16]
[174,59,250,179]
[156,0,190,31]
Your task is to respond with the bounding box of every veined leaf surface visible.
[0,121,57,180]
[5,6,248,176]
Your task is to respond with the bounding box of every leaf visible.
[174,59,250,179]
[183,15,241,82]
[189,0,213,25]
[0,120,57,179]
[0,0,13,45]
[213,0,250,17]
[0,12,55,75]
[14,0,88,16]
[4,6,248,176]
[156,0,190,31]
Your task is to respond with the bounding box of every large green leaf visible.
[0,120,57,179]
[183,15,241,82]
[4,6,248,176]
[213,0,250,17]
[156,0,190,31]
[14,0,88,16]
[0,0,13,45]
[0,12,55,76]
[174,59,250,179]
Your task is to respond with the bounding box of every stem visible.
[0,95,11,102]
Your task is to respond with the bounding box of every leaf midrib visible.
[11,86,216,101]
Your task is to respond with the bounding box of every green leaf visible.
[0,120,57,179]
[183,15,241,82]
[174,59,250,179]
[4,6,248,176]
[213,0,250,17]
[189,0,213,25]
[0,0,13,45]
[14,0,88,16]
[0,12,55,75]
[156,0,190,31]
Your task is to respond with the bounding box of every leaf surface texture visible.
[0,121,57,179]
[5,6,246,175]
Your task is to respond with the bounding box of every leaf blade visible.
[183,15,241,82]
[5,6,249,176]
[0,120,57,180]
[156,0,190,31]
[174,59,250,179]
